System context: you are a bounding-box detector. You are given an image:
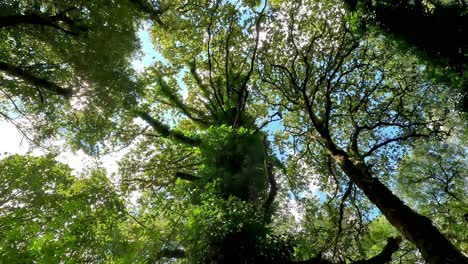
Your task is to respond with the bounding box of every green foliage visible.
[0,155,129,263]
[397,138,468,252]
[199,125,267,201]
[1,0,466,263]
[183,182,293,264]
[0,0,141,152]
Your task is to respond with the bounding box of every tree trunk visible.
[328,146,467,263]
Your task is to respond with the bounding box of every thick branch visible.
[130,0,166,28]
[0,61,73,97]
[151,248,185,262]
[352,236,402,264]
[0,10,86,35]
[262,136,277,221]
[135,110,201,146]
[156,76,210,126]
[175,172,199,181]
[363,131,433,157]
[295,237,401,264]
[337,181,353,236]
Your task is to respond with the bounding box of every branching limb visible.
[175,172,199,181]
[0,9,86,35]
[337,181,353,236]
[352,236,402,264]
[363,131,437,157]
[135,110,201,146]
[262,136,277,222]
[156,75,210,126]
[130,0,166,28]
[295,237,401,264]
[0,61,73,97]
[149,248,186,263]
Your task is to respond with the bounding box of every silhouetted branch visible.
[262,136,277,221]
[0,9,87,35]
[130,0,166,28]
[0,61,72,97]
[175,172,199,181]
[135,110,201,146]
[352,236,402,264]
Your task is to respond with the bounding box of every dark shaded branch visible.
[225,13,235,100]
[294,237,401,264]
[135,110,201,146]
[262,136,277,221]
[206,1,224,110]
[150,248,185,263]
[130,0,166,28]
[175,172,199,181]
[0,61,72,97]
[352,236,402,264]
[337,181,353,236]
[332,180,353,258]
[0,11,85,35]
[363,131,434,157]
[127,212,150,230]
[187,60,219,118]
[238,0,266,101]
[156,75,210,126]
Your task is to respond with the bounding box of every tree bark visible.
[0,61,73,97]
[326,143,468,263]
[0,13,84,35]
[135,110,201,146]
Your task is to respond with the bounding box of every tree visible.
[0,0,142,152]
[0,155,131,263]
[0,0,466,263]
[259,1,466,262]
[342,0,468,111]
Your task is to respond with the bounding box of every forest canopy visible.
[0,0,467,263]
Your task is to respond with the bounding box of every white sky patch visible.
[288,198,303,224]
[0,120,126,177]
[182,89,189,100]
[0,120,90,174]
[0,120,30,155]
[131,59,146,73]
[1,27,160,175]
[309,180,319,193]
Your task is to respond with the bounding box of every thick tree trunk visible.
[328,146,467,263]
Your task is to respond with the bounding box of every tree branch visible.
[156,75,210,126]
[294,237,401,264]
[149,248,185,263]
[130,0,166,28]
[0,9,87,35]
[337,181,353,236]
[0,61,73,97]
[352,236,402,264]
[363,131,433,157]
[262,136,277,222]
[135,110,201,146]
[175,172,199,181]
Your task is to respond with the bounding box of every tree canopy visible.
[0,0,466,263]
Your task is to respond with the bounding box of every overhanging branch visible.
[175,172,199,181]
[352,236,402,264]
[294,236,401,264]
[135,110,201,146]
[0,61,73,97]
[0,9,87,35]
[130,0,166,28]
[149,248,185,263]
[262,136,277,221]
